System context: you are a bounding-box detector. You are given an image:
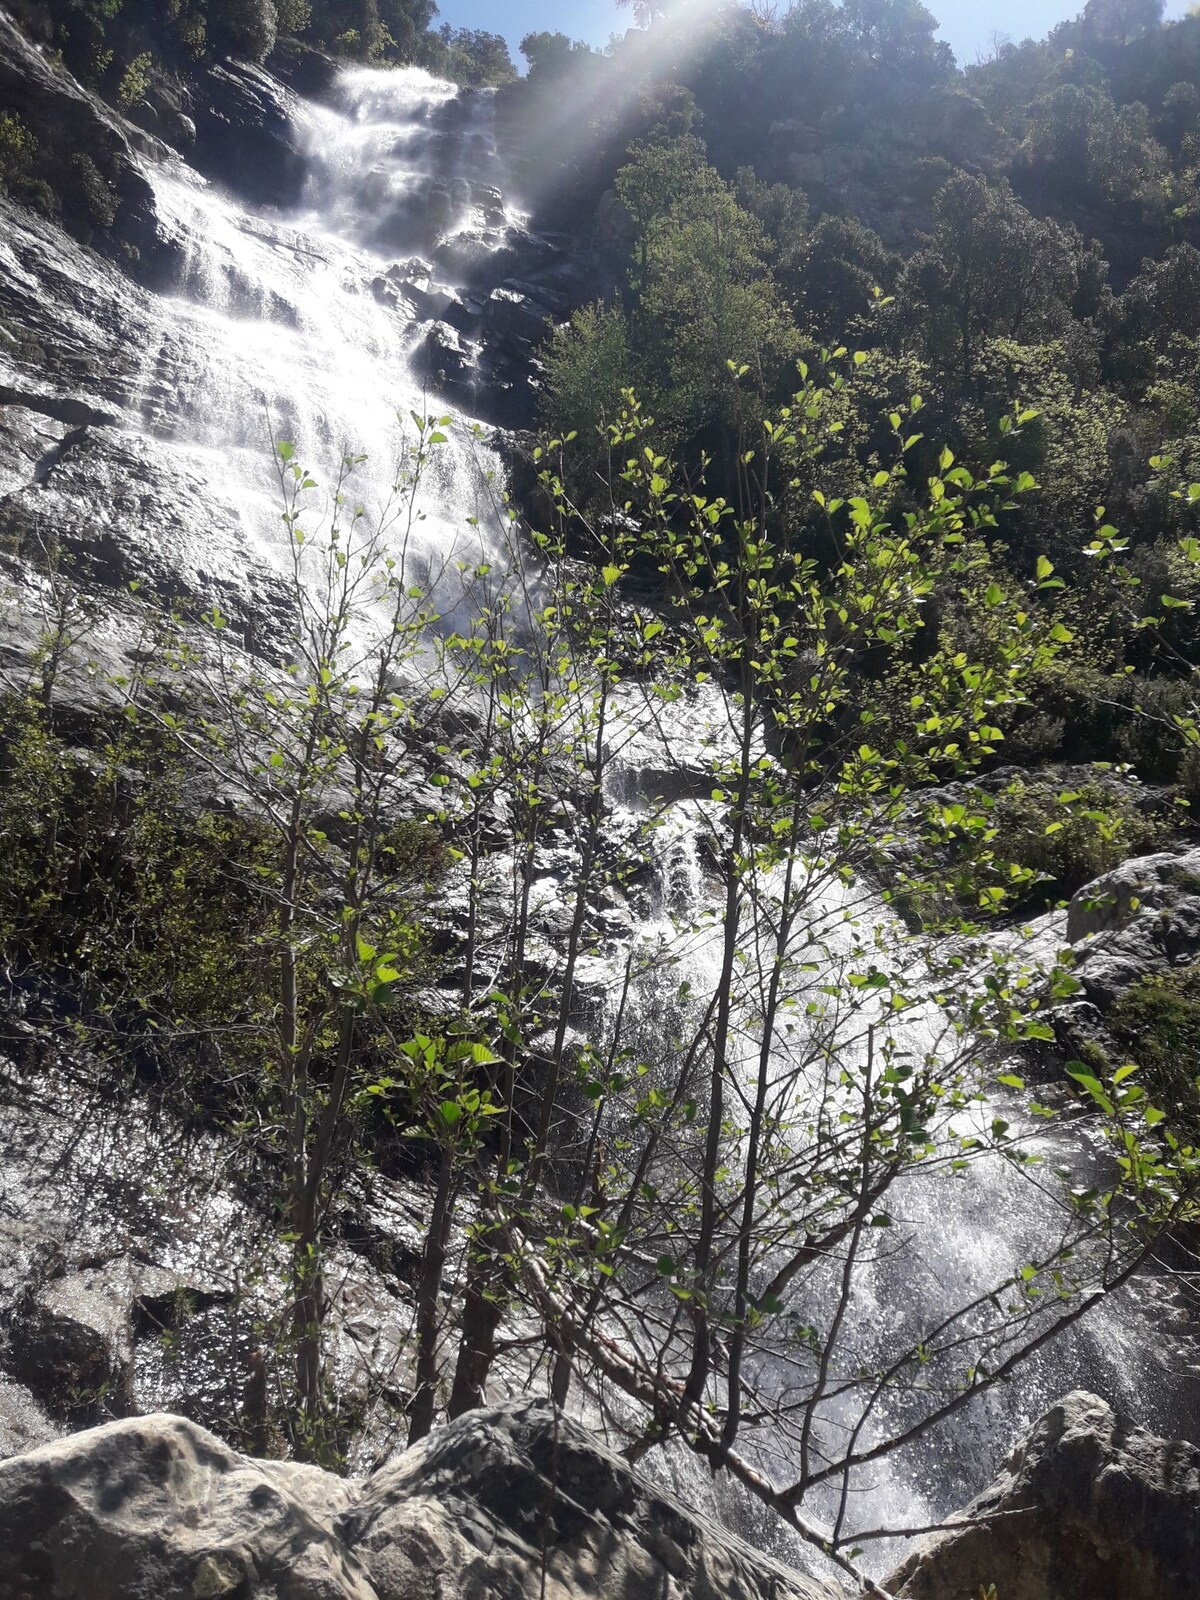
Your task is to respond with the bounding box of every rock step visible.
[0,1398,842,1600]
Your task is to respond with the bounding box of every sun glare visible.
[514,0,731,208]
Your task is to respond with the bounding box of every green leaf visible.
[1066,1066,1114,1114]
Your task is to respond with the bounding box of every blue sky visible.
[435,0,1192,67]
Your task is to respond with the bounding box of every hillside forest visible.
[1,0,1200,1580]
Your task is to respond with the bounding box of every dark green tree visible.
[208,0,278,60]
[1081,0,1165,47]
[900,174,1078,386]
[799,214,899,336]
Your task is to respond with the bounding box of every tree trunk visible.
[448,1245,505,1417]
[408,1147,457,1444]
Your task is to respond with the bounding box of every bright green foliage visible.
[3,375,1198,1558]
[987,774,1171,899]
[0,111,37,191]
[496,377,1199,1558]
[0,111,52,213]
[116,51,152,109]
[547,137,799,481]
[542,302,637,459]
[636,167,798,441]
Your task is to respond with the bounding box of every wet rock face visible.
[0,1056,432,1473]
[1068,846,1200,1006]
[0,13,178,284]
[0,1400,844,1600]
[190,60,310,209]
[887,1390,1200,1600]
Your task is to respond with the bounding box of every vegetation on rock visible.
[3,0,1200,1578]
[3,373,1198,1575]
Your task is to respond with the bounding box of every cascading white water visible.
[606,783,1196,1572]
[133,65,513,605]
[582,665,1194,1569]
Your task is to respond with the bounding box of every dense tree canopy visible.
[529,0,1200,821]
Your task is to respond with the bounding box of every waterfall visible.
[131,65,517,609]
[613,814,1197,1572]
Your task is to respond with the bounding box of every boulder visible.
[0,1412,371,1600]
[0,1400,845,1600]
[887,1390,1200,1600]
[1067,846,1200,1006]
[7,1255,183,1422]
[483,284,555,343]
[0,1377,60,1458]
[349,1398,842,1600]
[414,320,476,394]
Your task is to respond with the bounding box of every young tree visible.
[430,366,1199,1587]
[146,423,472,1447]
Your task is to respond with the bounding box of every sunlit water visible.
[26,54,1194,1578]
[607,778,1198,1573]
[134,66,512,607]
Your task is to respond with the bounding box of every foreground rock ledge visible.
[0,1396,842,1600]
[887,1390,1200,1600]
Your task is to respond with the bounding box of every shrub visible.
[70,152,118,231]
[116,51,153,111]
[989,774,1172,901]
[1109,962,1200,1126]
[0,110,54,215]
[0,111,36,194]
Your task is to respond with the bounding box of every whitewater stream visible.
[2,51,1198,1580]
[135,67,519,603]
[595,739,1199,1572]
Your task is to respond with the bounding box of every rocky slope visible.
[3,1391,1199,1600]
[1,5,610,714]
[0,1398,844,1600]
